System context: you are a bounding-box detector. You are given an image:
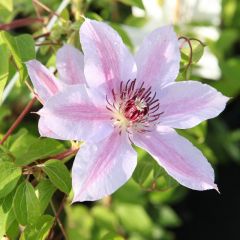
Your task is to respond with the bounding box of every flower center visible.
[106,79,163,133]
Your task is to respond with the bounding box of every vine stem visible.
[0,17,44,31]
[47,196,68,240]
[0,97,37,145]
[50,147,80,161]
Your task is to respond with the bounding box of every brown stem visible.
[0,17,44,31]
[33,0,60,17]
[178,36,193,77]
[47,196,67,240]
[35,41,60,46]
[50,147,79,160]
[0,97,37,145]
[33,32,51,40]
[50,200,68,240]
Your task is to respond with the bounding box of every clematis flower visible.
[26,19,228,202]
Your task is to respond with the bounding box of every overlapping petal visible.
[72,131,137,202]
[133,126,218,191]
[158,81,229,129]
[38,117,60,139]
[80,19,136,93]
[56,44,86,85]
[26,60,63,102]
[135,25,180,88]
[38,85,113,142]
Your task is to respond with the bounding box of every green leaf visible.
[115,203,152,235]
[43,160,71,194]
[0,161,21,198]
[20,215,54,240]
[0,191,16,237]
[13,181,41,226]
[0,43,10,102]
[15,34,36,62]
[35,179,56,213]
[118,0,145,9]
[191,40,205,63]
[125,16,148,27]
[211,58,240,97]
[132,156,153,185]
[0,32,35,82]
[0,0,13,12]
[158,206,181,227]
[101,232,124,240]
[10,133,66,166]
[180,39,205,65]
[91,206,118,231]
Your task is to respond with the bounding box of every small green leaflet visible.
[43,160,71,194]
[13,181,41,226]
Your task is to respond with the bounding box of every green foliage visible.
[20,215,54,240]
[35,179,56,213]
[0,31,35,82]
[0,44,10,102]
[0,161,21,198]
[0,191,17,238]
[43,159,71,194]
[9,130,66,166]
[13,181,41,226]
[115,203,152,235]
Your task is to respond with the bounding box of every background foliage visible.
[0,0,239,239]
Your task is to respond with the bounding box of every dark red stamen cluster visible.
[106,79,163,133]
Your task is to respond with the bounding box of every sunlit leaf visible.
[43,160,71,194]
[13,181,41,226]
[0,43,10,102]
[35,179,56,214]
[20,215,54,240]
[0,32,35,82]
[0,161,21,198]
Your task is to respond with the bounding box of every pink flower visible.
[26,19,228,202]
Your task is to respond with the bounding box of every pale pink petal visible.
[80,19,136,93]
[38,117,60,139]
[26,60,63,102]
[158,81,229,129]
[38,85,112,142]
[133,126,218,191]
[135,25,180,88]
[56,44,86,85]
[72,131,137,202]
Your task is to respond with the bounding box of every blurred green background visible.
[0,0,240,239]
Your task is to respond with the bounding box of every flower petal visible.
[135,25,180,88]
[72,131,137,202]
[158,81,229,129]
[133,126,217,191]
[56,44,86,85]
[38,85,113,142]
[26,60,63,102]
[80,19,136,93]
[38,117,60,139]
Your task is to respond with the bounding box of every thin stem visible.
[34,32,51,40]
[50,147,79,161]
[0,17,44,31]
[35,41,60,46]
[0,97,37,145]
[32,0,60,18]
[178,36,193,78]
[47,196,68,240]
